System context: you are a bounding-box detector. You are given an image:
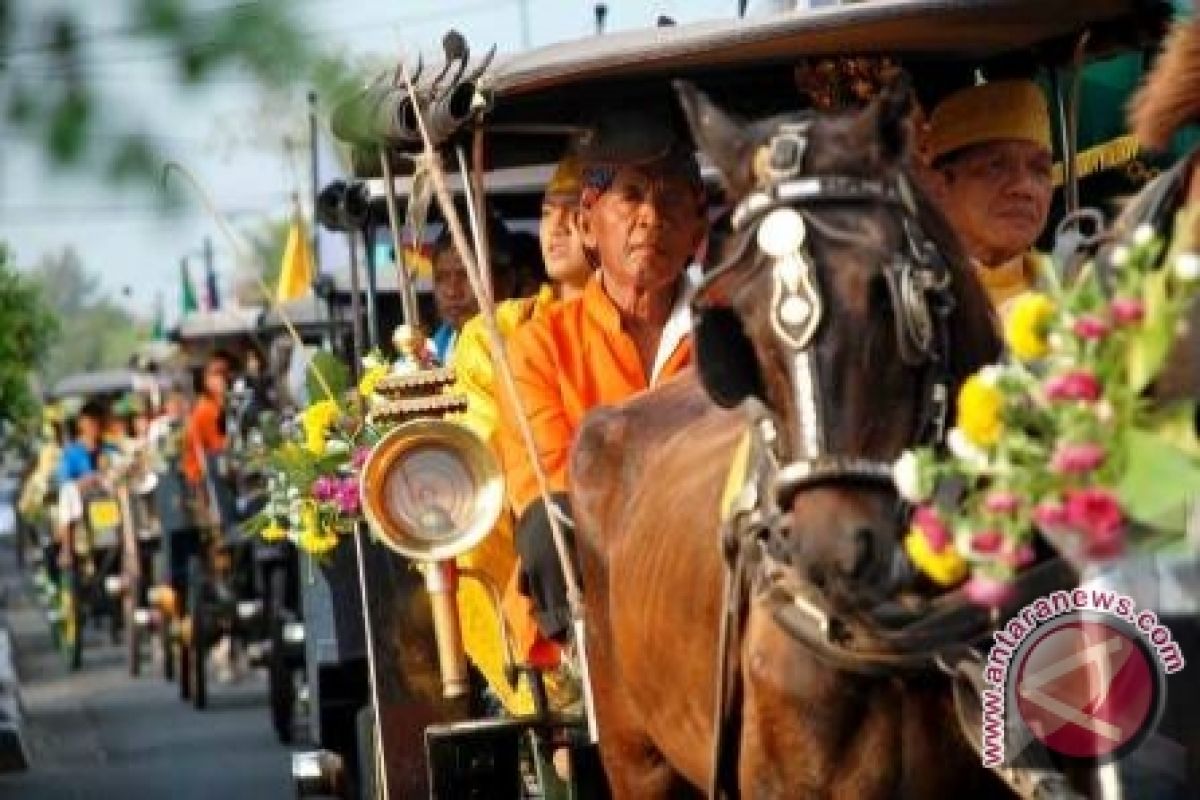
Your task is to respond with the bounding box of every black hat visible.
[574,106,686,167]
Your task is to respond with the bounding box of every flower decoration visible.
[895,220,1200,607]
[1004,293,1056,361]
[249,347,404,559]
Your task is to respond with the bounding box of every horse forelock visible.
[1132,13,1200,152]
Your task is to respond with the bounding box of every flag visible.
[152,293,165,340]
[181,260,199,315]
[205,260,221,311]
[277,210,314,303]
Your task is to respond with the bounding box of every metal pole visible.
[346,232,364,381]
[594,4,608,35]
[308,91,322,276]
[362,223,381,350]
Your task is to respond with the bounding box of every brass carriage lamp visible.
[358,366,504,700]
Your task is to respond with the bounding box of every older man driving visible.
[924,79,1055,319]
[497,109,707,652]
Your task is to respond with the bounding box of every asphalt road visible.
[0,536,293,800]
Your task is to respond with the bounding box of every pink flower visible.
[1044,370,1102,404]
[971,530,1004,554]
[964,574,1016,608]
[984,491,1021,515]
[1110,297,1145,326]
[312,476,337,502]
[352,447,371,471]
[335,478,361,516]
[1033,500,1068,530]
[1064,488,1124,550]
[1051,442,1106,475]
[1084,527,1125,561]
[1001,542,1037,569]
[913,506,950,552]
[1073,315,1110,341]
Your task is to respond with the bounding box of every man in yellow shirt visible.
[923,79,1055,318]
[450,154,593,715]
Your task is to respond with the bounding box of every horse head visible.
[677,79,1001,612]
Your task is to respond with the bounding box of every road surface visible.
[0,536,293,800]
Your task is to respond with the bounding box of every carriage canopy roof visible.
[484,0,1169,101]
[472,0,1170,168]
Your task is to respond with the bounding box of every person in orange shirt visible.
[182,352,231,486]
[498,109,707,651]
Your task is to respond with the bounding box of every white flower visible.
[892,450,928,504]
[1109,244,1131,268]
[947,428,989,469]
[977,365,1005,387]
[362,353,384,371]
[1175,252,1200,282]
[1133,224,1155,248]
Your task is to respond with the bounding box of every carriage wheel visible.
[267,568,295,744]
[178,632,192,701]
[126,589,142,677]
[59,587,83,671]
[188,556,208,711]
[160,611,174,682]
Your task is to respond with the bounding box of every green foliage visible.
[0,245,59,427]
[1117,429,1200,535]
[306,350,350,405]
[27,248,139,388]
[2,2,362,194]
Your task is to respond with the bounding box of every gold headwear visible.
[927,80,1052,163]
[543,155,582,205]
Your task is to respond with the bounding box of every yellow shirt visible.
[974,253,1040,321]
[451,284,556,446]
[448,284,560,716]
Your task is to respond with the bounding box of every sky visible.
[0,0,784,330]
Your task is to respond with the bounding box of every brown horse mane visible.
[1131,7,1200,151]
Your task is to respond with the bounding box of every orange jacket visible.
[497,274,695,517]
[497,274,695,667]
[182,395,225,485]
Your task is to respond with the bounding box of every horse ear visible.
[674,80,755,196]
[867,74,915,165]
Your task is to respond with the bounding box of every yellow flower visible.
[261,520,287,542]
[1004,293,1056,361]
[298,503,339,556]
[358,365,389,399]
[300,527,339,556]
[302,400,340,455]
[957,373,1004,448]
[903,530,968,587]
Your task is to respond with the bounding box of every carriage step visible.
[236,600,263,621]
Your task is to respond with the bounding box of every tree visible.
[0,244,58,428]
[27,247,140,388]
[1,2,361,194]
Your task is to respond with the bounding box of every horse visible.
[568,78,1036,799]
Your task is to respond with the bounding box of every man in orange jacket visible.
[498,108,707,654]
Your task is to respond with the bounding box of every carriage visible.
[293,1,1195,797]
[39,369,170,671]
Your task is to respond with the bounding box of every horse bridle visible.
[701,122,1077,800]
[696,120,955,511]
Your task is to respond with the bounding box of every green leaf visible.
[1127,268,1173,394]
[306,350,350,404]
[1117,429,1200,529]
[1147,402,1200,458]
